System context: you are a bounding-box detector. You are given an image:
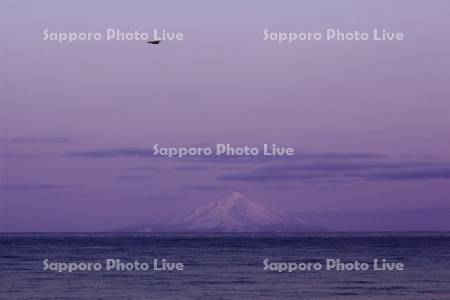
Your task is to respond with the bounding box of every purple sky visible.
[1,1,450,231]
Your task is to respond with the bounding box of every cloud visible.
[0,154,37,159]
[179,155,263,164]
[186,185,229,191]
[1,184,79,191]
[182,151,387,164]
[220,166,252,171]
[122,166,159,171]
[5,136,70,144]
[61,146,450,183]
[218,171,335,182]
[366,167,450,180]
[116,176,153,180]
[63,147,386,164]
[146,195,184,201]
[217,159,450,183]
[293,152,387,160]
[173,166,210,171]
[251,184,303,190]
[65,148,152,158]
[259,161,441,172]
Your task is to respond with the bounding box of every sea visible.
[0,232,449,299]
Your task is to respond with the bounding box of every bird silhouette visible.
[147,40,161,45]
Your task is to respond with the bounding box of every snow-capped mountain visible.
[171,192,302,231]
[120,192,325,232]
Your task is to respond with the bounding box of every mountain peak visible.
[172,192,314,232]
[231,191,246,199]
[120,193,326,232]
[217,192,250,207]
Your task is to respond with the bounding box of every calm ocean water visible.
[0,233,449,299]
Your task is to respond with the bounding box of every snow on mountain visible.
[173,192,298,231]
[120,192,325,232]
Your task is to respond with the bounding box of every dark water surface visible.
[0,233,449,299]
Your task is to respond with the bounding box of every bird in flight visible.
[147,40,161,45]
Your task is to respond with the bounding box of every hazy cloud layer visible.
[182,151,387,164]
[218,158,450,183]
[366,167,450,180]
[65,148,152,158]
[1,184,79,191]
[146,195,185,201]
[65,147,386,163]
[63,147,450,183]
[3,136,70,144]
[116,176,153,180]
[122,166,159,171]
[173,166,210,171]
[186,185,230,191]
[0,154,37,159]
